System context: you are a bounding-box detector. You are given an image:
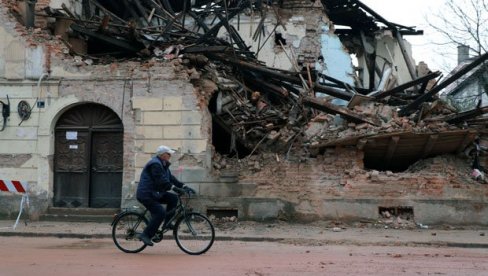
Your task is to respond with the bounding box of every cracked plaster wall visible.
[0,1,216,216]
[358,32,417,90]
[0,59,217,217]
[230,7,355,84]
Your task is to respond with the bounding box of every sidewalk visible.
[1,219,488,248]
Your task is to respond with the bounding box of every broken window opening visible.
[378,206,414,221]
[363,156,421,173]
[211,118,252,158]
[274,32,286,46]
[207,208,239,219]
[85,38,143,57]
[209,92,252,158]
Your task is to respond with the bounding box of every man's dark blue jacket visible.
[136,156,184,200]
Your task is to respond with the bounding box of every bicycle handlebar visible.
[172,186,185,194]
[172,186,195,196]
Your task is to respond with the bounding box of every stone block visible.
[163,125,184,139]
[0,167,37,182]
[247,200,286,220]
[0,127,36,140]
[181,111,202,125]
[164,125,202,139]
[5,63,25,79]
[142,126,163,139]
[0,84,32,98]
[131,97,163,110]
[198,182,242,197]
[182,95,198,110]
[135,126,144,138]
[163,96,183,111]
[0,140,36,154]
[179,167,211,183]
[4,40,25,79]
[135,153,151,167]
[143,140,182,153]
[321,199,378,220]
[182,139,207,154]
[239,181,257,196]
[25,46,45,79]
[143,111,181,125]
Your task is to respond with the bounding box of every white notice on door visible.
[69,145,78,149]
[66,131,77,140]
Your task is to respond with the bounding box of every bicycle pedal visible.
[152,232,163,243]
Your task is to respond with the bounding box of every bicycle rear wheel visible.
[174,212,215,255]
[112,211,148,253]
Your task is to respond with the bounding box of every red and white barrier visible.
[0,179,30,230]
[0,180,28,193]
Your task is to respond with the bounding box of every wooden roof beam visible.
[302,96,379,126]
[421,134,438,158]
[384,136,400,164]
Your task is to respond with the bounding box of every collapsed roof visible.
[9,0,488,171]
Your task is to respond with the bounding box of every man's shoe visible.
[137,233,154,246]
[152,231,163,243]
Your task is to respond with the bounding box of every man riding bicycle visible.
[136,145,195,246]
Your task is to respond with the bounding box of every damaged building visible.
[0,0,487,226]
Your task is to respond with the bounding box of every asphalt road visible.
[1,236,488,276]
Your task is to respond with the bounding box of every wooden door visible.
[53,130,90,207]
[54,103,123,208]
[89,131,123,208]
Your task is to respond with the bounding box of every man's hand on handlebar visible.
[183,185,196,195]
[172,185,196,195]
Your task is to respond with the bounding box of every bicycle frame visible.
[111,188,193,233]
[112,187,215,255]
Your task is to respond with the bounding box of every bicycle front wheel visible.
[174,212,215,255]
[112,211,148,253]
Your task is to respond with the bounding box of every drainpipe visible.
[17,72,49,127]
[37,73,49,104]
[26,0,37,28]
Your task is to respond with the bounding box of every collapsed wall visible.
[211,146,488,224]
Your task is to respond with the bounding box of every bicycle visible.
[111,186,215,255]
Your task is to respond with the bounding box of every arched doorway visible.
[53,103,124,208]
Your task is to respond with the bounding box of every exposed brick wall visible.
[225,148,488,219]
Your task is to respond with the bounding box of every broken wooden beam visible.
[318,72,370,94]
[373,71,441,100]
[302,96,379,126]
[444,106,488,124]
[210,54,354,101]
[421,134,438,158]
[384,136,400,164]
[394,30,418,85]
[399,51,488,116]
[89,0,127,24]
[183,45,231,53]
[70,24,143,52]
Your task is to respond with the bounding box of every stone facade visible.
[0,2,216,218]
